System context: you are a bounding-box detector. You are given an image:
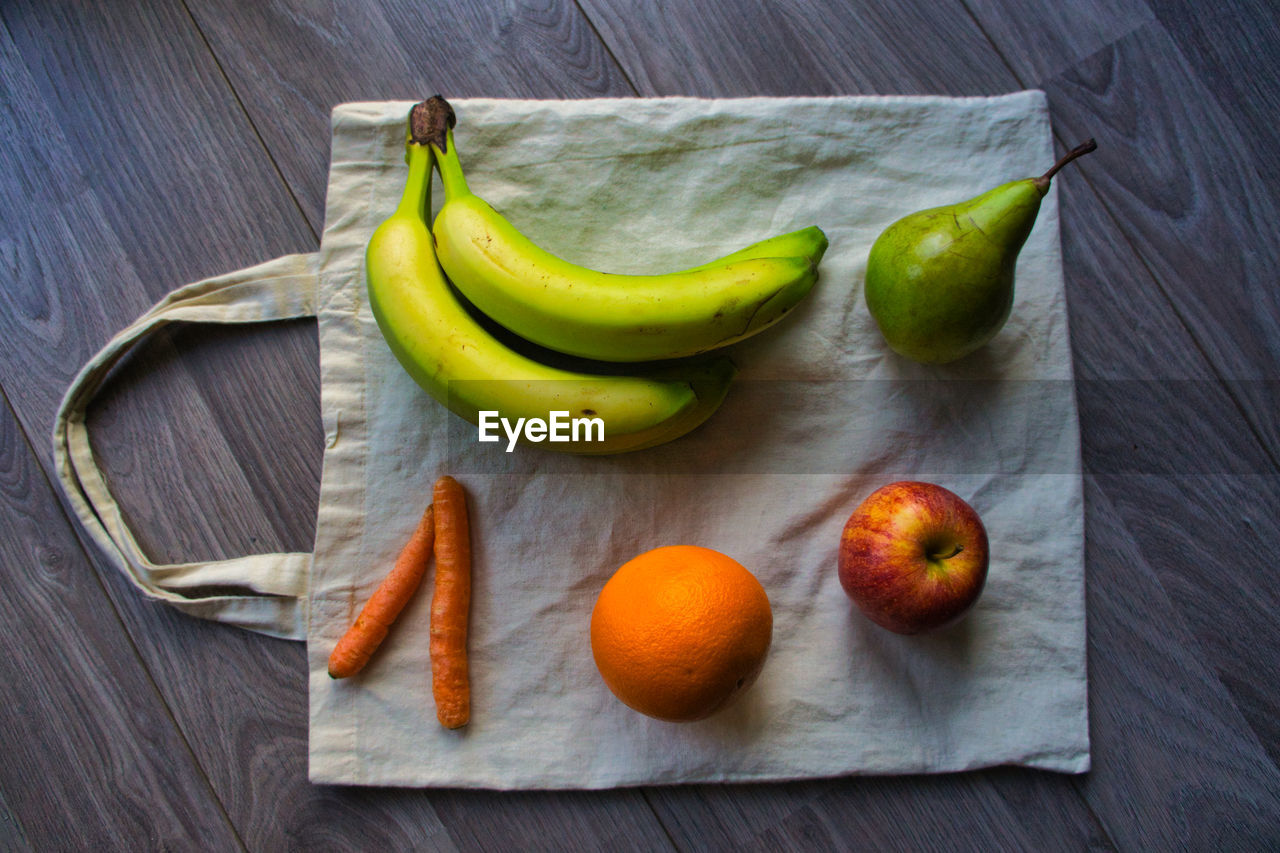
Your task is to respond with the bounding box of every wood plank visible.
[428,790,677,851]
[651,769,1109,850]
[0,0,323,557]
[749,774,1112,852]
[1070,476,1280,848]
[2,2,316,289]
[1056,176,1216,382]
[1059,167,1280,770]
[1147,0,1280,182]
[1101,473,1280,764]
[83,322,322,561]
[100,610,457,851]
[0,787,33,853]
[375,0,635,98]
[0,6,316,566]
[183,0,637,231]
[579,0,1014,95]
[0,396,244,850]
[961,0,1154,81]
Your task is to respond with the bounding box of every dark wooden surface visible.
[3,0,1279,849]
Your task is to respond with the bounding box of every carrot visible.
[430,475,472,729]
[328,504,435,679]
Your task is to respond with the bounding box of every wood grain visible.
[1104,474,1280,763]
[85,323,322,561]
[0,397,244,850]
[747,776,1108,852]
[1,0,323,560]
[1072,477,1280,848]
[1060,170,1280,769]
[650,770,1108,850]
[72,583,465,853]
[0,10,319,563]
[579,0,1014,96]
[1142,0,1280,183]
[428,790,678,851]
[0,786,32,853]
[3,1,316,288]
[962,0,1155,82]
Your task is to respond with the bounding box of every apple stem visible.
[1034,138,1097,192]
[930,544,964,561]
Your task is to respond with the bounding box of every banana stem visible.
[396,143,433,220]
[432,127,470,199]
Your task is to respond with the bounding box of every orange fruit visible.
[589,545,773,722]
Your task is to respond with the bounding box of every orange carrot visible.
[328,504,435,679]
[430,475,472,728]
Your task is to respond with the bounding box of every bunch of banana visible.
[365,97,826,454]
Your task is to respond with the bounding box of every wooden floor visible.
[3,0,1279,849]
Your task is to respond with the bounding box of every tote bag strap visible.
[52,253,322,640]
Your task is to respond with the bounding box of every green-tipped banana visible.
[366,104,736,455]
[683,225,829,272]
[423,95,826,363]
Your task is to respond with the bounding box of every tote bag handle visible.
[52,253,322,640]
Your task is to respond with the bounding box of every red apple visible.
[837,481,989,634]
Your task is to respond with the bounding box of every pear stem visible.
[1034,138,1097,192]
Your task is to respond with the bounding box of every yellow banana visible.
[424,96,826,363]
[366,107,736,455]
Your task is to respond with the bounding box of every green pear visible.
[864,139,1096,364]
